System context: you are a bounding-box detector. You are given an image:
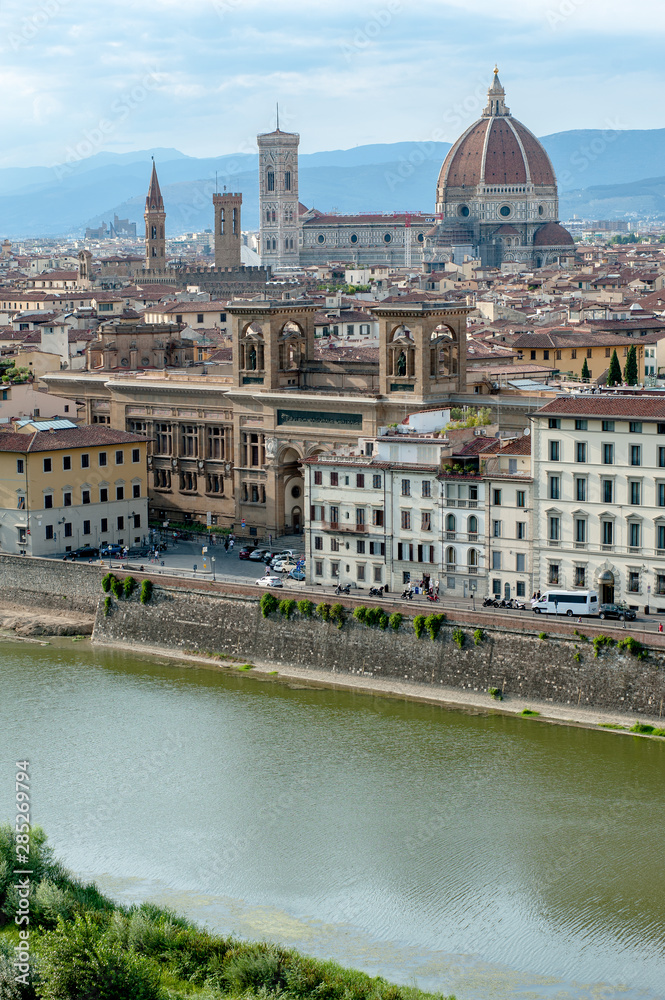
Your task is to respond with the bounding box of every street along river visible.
[0,638,663,999]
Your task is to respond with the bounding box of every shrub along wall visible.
[93,584,665,717]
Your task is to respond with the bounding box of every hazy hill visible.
[4,129,665,237]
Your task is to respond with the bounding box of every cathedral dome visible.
[533,221,575,246]
[436,74,555,196]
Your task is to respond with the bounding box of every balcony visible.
[446,531,456,540]
[548,539,560,547]
[574,542,587,550]
[322,521,368,534]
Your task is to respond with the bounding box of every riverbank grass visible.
[0,825,454,1000]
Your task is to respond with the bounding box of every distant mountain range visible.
[3,128,665,238]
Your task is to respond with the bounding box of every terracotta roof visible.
[452,435,498,457]
[533,223,575,247]
[534,395,665,419]
[0,425,149,453]
[437,115,555,191]
[496,435,531,455]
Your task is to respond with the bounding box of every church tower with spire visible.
[144,159,166,272]
[257,108,300,269]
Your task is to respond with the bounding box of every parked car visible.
[598,603,637,621]
[270,549,295,564]
[238,547,257,560]
[70,545,100,559]
[256,575,283,588]
[288,568,306,581]
[100,544,123,557]
[249,548,269,561]
[275,560,299,574]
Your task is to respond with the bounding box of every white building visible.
[483,435,534,601]
[531,394,665,610]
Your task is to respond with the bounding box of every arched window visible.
[219,209,225,235]
[285,170,291,190]
[468,515,478,535]
[446,514,456,537]
[267,170,275,191]
[467,549,478,568]
[445,546,456,567]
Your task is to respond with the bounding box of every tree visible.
[607,349,622,386]
[581,357,590,381]
[624,345,638,385]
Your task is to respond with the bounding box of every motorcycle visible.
[334,583,351,596]
[507,598,526,610]
[426,592,439,602]
[368,586,385,598]
[400,589,414,600]
[482,597,496,608]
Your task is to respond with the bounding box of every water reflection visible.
[0,639,663,998]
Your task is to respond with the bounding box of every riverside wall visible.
[1,555,664,716]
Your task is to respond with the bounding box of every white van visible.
[532,591,599,617]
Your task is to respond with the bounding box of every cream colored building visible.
[0,420,148,556]
[531,394,665,609]
[483,435,534,601]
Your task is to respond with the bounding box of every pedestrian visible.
[659,622,663,633]
[435,579,440,596]
[577,616,582,624]
[229,538,234,551]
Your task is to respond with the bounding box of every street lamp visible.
[212,556,216,581]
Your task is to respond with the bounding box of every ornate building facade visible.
[257,123,301,270]
[425,70,575,269]
[42,299,471,538]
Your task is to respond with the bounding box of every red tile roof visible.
[0,425,149,454]
[534,395,665,419]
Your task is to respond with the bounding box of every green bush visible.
[617,636,648,659]
[573,650,581,663]
[452,627,465,649]
[521,708,540,717]
[573,629,589,642]
[413,615,427,639]
[139,580,153,605]
[425,614,445,641]
[593,634,615,657]
[110,576,123,600]
[297,599,314,618]
[260,593,279,618]
[316,602,331,622]
[103,596,112,617]
[389,612,402,633]
[473,628,484,645]
[488,686,502,700]
[101,573,113,593]
[353,605,368,625]
[278,599,296,620]
[538,632,547,640]
[123,576,136,599]
[330,603,345,629]
[630,722,655,734]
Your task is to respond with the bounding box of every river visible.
[1,637,663,999]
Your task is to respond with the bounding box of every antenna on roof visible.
[215,171,218,194]
[276,102,279,131]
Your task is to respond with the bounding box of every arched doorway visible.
[279,446,304,535]
[599,570,614,604]
[292,506,302,534]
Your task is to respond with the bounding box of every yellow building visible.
[512,330,644,381]
[0,419,148,556]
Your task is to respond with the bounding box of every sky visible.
[1,0,665,169]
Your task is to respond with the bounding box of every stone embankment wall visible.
[93,581,665,717]
[0,554,102,613]
[1,554,663,716]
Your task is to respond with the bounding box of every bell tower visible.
[144,158,166,272]
[257,111,300,269]
[213,190,242,268]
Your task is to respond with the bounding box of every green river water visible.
[0,638,663,999]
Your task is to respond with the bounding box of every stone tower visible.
[257,116,300,269]
[144,159,165,271]
[213,191,242,268]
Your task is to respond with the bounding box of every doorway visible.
[504,582,511,600]
[292,508,302,534]
[602,582,614,603]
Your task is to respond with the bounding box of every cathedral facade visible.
[424,70,575,269]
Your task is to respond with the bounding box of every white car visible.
[275,560,299,574]
[256,575,283,588]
